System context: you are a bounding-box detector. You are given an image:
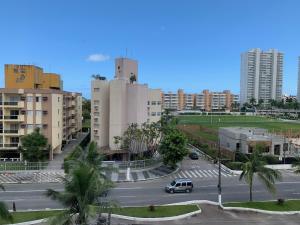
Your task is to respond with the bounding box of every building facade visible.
[91,58,162,156]
[162,89,238,111]
[219,127,289,158]
[297,57,300,102]
[240,48,283,105]
[1,65,82,161]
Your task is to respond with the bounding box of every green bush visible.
[263,155,281,164]
[225,161,243,170]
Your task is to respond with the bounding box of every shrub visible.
[263,155,281,165]
[225,161,243,170]
[148,205,155,211]
[277,198,285,205]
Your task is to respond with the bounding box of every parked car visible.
[165,178,193,193]
[189,152,199,160]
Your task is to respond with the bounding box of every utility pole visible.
[218,140,222,206]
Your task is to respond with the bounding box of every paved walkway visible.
[46,132,88,170]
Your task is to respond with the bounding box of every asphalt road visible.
[1,158,300,210]
[1,174,300,210]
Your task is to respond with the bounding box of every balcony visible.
[3,143,19,148]
[2,115,24,122]
[3,130,19,134]
[1,101,24,108]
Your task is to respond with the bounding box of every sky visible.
[0,0,300,98]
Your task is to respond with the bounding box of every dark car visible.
[189,152,199,160]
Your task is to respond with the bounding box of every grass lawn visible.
[0,210,63,225]
[177,115,300,143]
[224,200,300,211]
[111,205,199,218]
[177,115,300,133]
[0,205,199,224]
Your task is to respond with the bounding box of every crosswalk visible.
[172,169,237,179]
[0,171,64,184]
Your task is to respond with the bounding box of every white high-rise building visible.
[91,58,162,158]
[240,48,283,105]
[297,57,300,102]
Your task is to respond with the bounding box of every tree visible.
[48,142,114,225]
[292,157,300,174]
[159,128,188,168]
[92,74,107,80]
[129,73,137,84]
[19,128,48,162]
[249,98,256,108]
[46,163,111,225]
[239,145,282,201]
[0,184,12,222]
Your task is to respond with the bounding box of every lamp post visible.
[218,140,222,206]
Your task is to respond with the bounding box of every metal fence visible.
[103,158,162,170]
[0,158,162,171]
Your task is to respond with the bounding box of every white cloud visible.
[86,53,110,62]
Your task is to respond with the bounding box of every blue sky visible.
[0,0,299,98]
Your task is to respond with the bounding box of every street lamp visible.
[218,140,222,206]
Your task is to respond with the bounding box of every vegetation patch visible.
[0,210,63,225]
[224,200,300,211]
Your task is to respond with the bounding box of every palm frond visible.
[47,210,73,225]
[0,202,12,222]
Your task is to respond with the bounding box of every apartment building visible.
[240,48,283,105]
[1,65,82,161]
[91,58,162,157]
[162,89,238,111]
[297,57,300,102]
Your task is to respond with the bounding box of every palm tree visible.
[92,74,107,80]
[0,184,12,222]
[249,98,256,108]
[46,163,112,225]
[292,157,300,174]
[129,74,137,84]
[239,146,282,201]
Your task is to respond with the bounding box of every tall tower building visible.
[297,57,300,102]
[240,49,283,105]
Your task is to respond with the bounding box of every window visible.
[157,112,161,116]
[94,88,100,92]
[94,118,99,123]
[274,145,280,155]
[175,183,181,187]
[157,101,161,105]
[94,100,100,105]
[35,96,41,102]
[151,112,156,116]
[58,121,60,127]
[36,124,43,129]
[27,96,33,102]
[27,124,34,129]
[27,110,33,116]
[187,182,192,186]
[147,101,150,105]
[58,97,60,102]
[35,110,42,117]
[94,106,99,111]
[94,112,100,116]
[182,182,187,187]
[58,109,59,114]
[151,101,156,105]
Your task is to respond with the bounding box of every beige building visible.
[163,89,239,112]
[91,58,162,158]
[0,65,82,161]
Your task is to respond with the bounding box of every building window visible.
[94,106,99,111]
[94,112,100,116]
[151,112,156,116]
[94,118,99,123]
[27,96,33,102]
[36,96,41,102]
[58,97,60,102]
[94,88,100,92]
[151,101,156,105]
[147,101,150,105]
[35,110,42,117]
[157,101,161,105]
[27,110,33,116]
[58,109,59,114]
[94,100,100,105]
[157,112,161,116]
[27,124,34,129]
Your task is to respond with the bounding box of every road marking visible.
[189,171,198,178]
[180,171,188,178]
[201,170,212,177]
[194,170,203,178]
[198,170,208,177]
[207,170,217,177]
[114,187,143,190]
[0,189,64,193]
[184,171,193,178]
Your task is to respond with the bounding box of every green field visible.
[224,200,300,211]
[177,115,300,133]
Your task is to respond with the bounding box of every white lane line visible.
[212,170,219,176]
[221,172,228,177]
[202,170,212,177]
[194,170,203,178]
[189,170,198,178]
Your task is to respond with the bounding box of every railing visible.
[4,143,19,148]
[3,102,18,106]
[3,129,19,134]
[0,162,49,171]
[3,115,19,120]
